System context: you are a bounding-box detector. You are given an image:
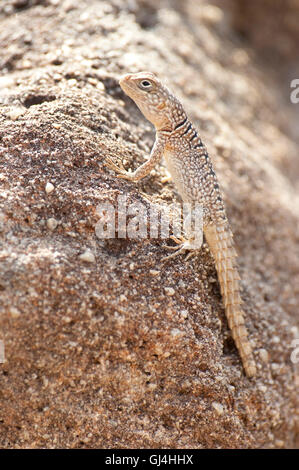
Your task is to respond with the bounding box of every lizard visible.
[105,71,256,377]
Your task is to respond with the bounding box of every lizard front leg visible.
[105,137,166,182]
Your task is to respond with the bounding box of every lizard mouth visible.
[118,77,141,101]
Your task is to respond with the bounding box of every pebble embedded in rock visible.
[10,306,21,318]
[212,402,224,415]
[259,349,269,363]
[45,182,55,194]
[79,250,95,263]
[165,287,175,296]
[47,218,58,230]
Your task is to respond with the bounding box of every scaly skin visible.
[105,71,256,377]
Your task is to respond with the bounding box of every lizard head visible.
[119,72,185,131]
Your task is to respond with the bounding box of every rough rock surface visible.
[0,0,298,448]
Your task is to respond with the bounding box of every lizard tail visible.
[204,224,256,377]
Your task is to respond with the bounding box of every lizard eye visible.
[138,80,153,90]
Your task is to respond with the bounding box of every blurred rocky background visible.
[0,0,298,448]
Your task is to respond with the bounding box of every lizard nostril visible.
[119,74,131,85]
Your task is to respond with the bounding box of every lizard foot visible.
[163,235,190,261]
[162,235,202,261]
[105,157,135,181]
[161,171,172,183]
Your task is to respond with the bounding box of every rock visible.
[79,250,96,263]
[45,182,55,194]
[46,218,58,231]
[259,349,269,363]
[164,287,175,296]
[212,402,224,416]
[0,0,298,449]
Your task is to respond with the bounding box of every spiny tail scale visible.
[204,224,256,377]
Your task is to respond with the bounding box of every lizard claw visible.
[105,157,134,181]
[170,235,187,245]
[116,173,134,181]
[162,235,202,261]
[161,173,172,183]
[162,245,188,261]
[185,251,197,261]
[162,235,189,261]
[105,156,125,172]
[164,245,181,251]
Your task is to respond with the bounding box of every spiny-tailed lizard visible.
[105,72,256,377]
